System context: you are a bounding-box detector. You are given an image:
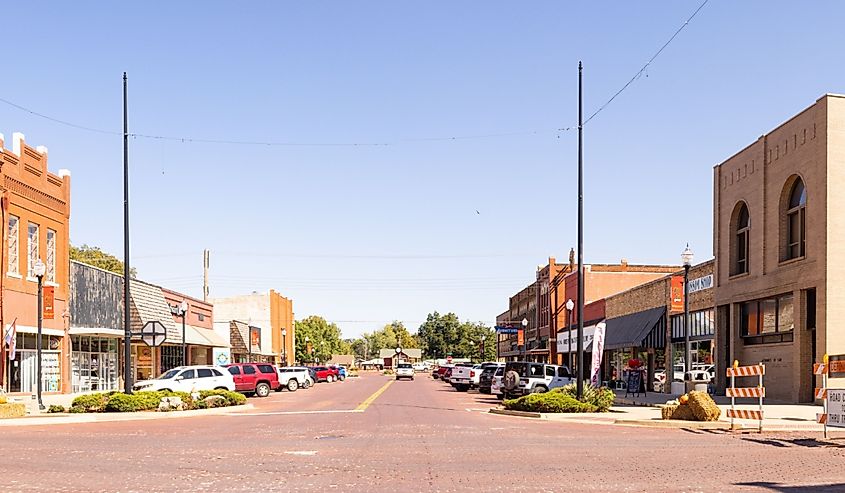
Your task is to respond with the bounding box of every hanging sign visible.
[517,329,524,347]
[590,322,606,386]
[670,276,684,313]
[43,286,55,320]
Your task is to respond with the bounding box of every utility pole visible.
[576,61,585,400]
[203,249,210,302]
[123,72,133,395]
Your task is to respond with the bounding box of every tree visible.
[70,244,137,278]
[294,316,346,364]
[417,312,495,361]
[349,321,420,361]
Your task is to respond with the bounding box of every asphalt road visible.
[1,373,844,492]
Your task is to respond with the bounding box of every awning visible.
[604,306,666,351]
[69,327,124,337]
[15,324,65,337]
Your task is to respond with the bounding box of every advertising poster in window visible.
[250,327,261,352]
[670,276,684,313]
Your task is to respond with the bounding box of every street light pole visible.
[682,245,694,380]
[576,61,585,400]
[282,329,287,366]
[180,300,188,367]
[521,318,528,361]
[480,335,486,362]
[34,259,46,411]
[566,299,575,372]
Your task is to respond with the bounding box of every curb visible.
[489,409,541,418]
[614,418,730,429]
[0,403,256,427]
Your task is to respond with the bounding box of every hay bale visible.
[687,390,721,421]
[0,402,26,419]
[670,403,696,420]
[661,404,678,420]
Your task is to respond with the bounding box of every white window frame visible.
[7,215,20,277]
[46,228,57,284]
[27,222,39,281]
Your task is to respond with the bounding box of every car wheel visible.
[531,385,548,394]
[339,375,346,381]
[496,394,504,400]
[457,384,469,392]
[214,387,228,391]
[327,375,334,383]
[304,380,312,389]
[160,388,172,393]
[287,379,298,391]
[255,383,271,398]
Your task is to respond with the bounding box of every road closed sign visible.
[827,389,845,428]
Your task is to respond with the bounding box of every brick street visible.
[0,374,843,492]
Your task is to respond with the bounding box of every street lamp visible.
[281,329,287,366]
[305,336,310,363]
[565,299,575,370]
[320,341,325,364]
[33,258,46,411]
[179,300,188,366]
[521,318,528,361]
[682,244,694,380]
[480,335,486,362]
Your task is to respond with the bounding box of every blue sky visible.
[2,1,844,338]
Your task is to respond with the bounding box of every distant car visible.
[133,365,235,393]
[329,365,347,381]
[479,363,505,394]
[412,362,428,372]
[225,363,282,397]
[396,363,415,380]
[490,366,505,400]
[310,366,339,383]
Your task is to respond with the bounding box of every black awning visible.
[604,306,666,351]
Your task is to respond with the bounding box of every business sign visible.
[827,355,845,379]
[590,323,606,386]
[826,389,845,428]
[670,276,684,313]
[688,274,714,294]
[517,329,524,347]
[495,326,519,334]
[556,325,597,353]
[249,326,261,351]
[43,286,55,320]
[213,348,231,366]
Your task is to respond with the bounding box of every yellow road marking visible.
[355,380,394,411]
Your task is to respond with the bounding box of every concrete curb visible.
[0,403,256,427]
[614,418,730,429]
[489,409,542,418]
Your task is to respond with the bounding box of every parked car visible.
[310,366,340,383]
[396,363,415,380]
[436,365,454,380]
[225,363,282,397]
[442,367,454,384]
[490,366,505,400]
[277,366,313,391]
[479,363,505,394]
[133,365,235,393]
[448,363,478,391]
[501,362,574,399]
[329,365,347,381]
[412,362,428,372]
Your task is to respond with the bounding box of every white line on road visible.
[284,451,318,456]
[228,409,364,416]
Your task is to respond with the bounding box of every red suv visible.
[310,366,340,383]
[225,363,281,397]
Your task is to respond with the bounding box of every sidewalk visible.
[0,403,254,427]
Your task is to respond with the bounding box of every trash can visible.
[670,382,685,395]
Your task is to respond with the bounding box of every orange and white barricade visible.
[814,356,830,438]
[726,361,765,432]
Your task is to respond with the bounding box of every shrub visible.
[560,382,615,412]
[68,406,86,414]
[504,391,596,413]
[383,369,395,375]
[72,393,109,412]
[47,405,66,414]
[198,390,246,407]
[104,392,161,413]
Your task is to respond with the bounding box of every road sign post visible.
[141,321,167,347]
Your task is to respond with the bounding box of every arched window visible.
[785,179,806,260]
[732,202,750,276]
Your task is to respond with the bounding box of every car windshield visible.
[158,369,181,380]
[398,363,412,369]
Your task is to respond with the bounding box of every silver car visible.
[395,363,415,380]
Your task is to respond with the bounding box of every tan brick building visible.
[713,94,845,403]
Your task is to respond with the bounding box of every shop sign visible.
[556,325,597,353]
[43,286,55,319]
[670,276,684,313]
[828,355,845,379]
[826,389,845,428]
[688,275,713,294]
[249,326,261,351]
[213,348,231,366]
[517,329,524,347]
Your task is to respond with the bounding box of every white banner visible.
[590,322,606,387]
[556,325,597,354]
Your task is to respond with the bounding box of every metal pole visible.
[282,331,286,366]
[684,264,691,377]
[248,328,252,362]
[36,275,44,410]
[576,61,585,400]
[182,312,187,366]
[122,72,132,394]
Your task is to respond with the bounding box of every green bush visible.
[47,405,66,414]
[559,383,615,412]
[71,393,109,412]
[383,369,395,375]
[503,391,596,413]
[198,390,246,407]
[104,391,161,412]
[68,406,86,414]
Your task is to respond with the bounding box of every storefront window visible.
[7,333,62,393]
[741,294,794,344]
[160,346,185,373]
[71,336,119,393]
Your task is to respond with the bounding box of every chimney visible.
[12,132,24,157]
[569,248,575,270]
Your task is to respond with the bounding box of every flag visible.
[590,322,606,387]
[4,318,17,361]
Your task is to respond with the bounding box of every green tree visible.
[349,321,420,361]
[294,316,345,364]
[70,244,137,278]
[417,312,495,361]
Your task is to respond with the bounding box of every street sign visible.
[826,389,845,428]
[495,326,519,334]
[141,321,167,347]
[446,355,453,363]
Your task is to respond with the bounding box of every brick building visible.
[211,290,295,365]
[0,133,71,394]
[713,94,845,402]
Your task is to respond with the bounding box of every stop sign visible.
[447,356,453,363]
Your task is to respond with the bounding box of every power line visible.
[583,0,709,125]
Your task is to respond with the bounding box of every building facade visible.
[211,290,294,365]
[713,94,845,402]
[0,133,71,394]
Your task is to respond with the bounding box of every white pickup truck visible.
[449,364,479,392]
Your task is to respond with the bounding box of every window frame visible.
[46,228,57,284]
[740,294,795,345]
[27,222,39,280]
[7,215,20,277]
[732,203,750,276]
[785,180,807,261]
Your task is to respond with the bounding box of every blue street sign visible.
[495,326,519,334]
